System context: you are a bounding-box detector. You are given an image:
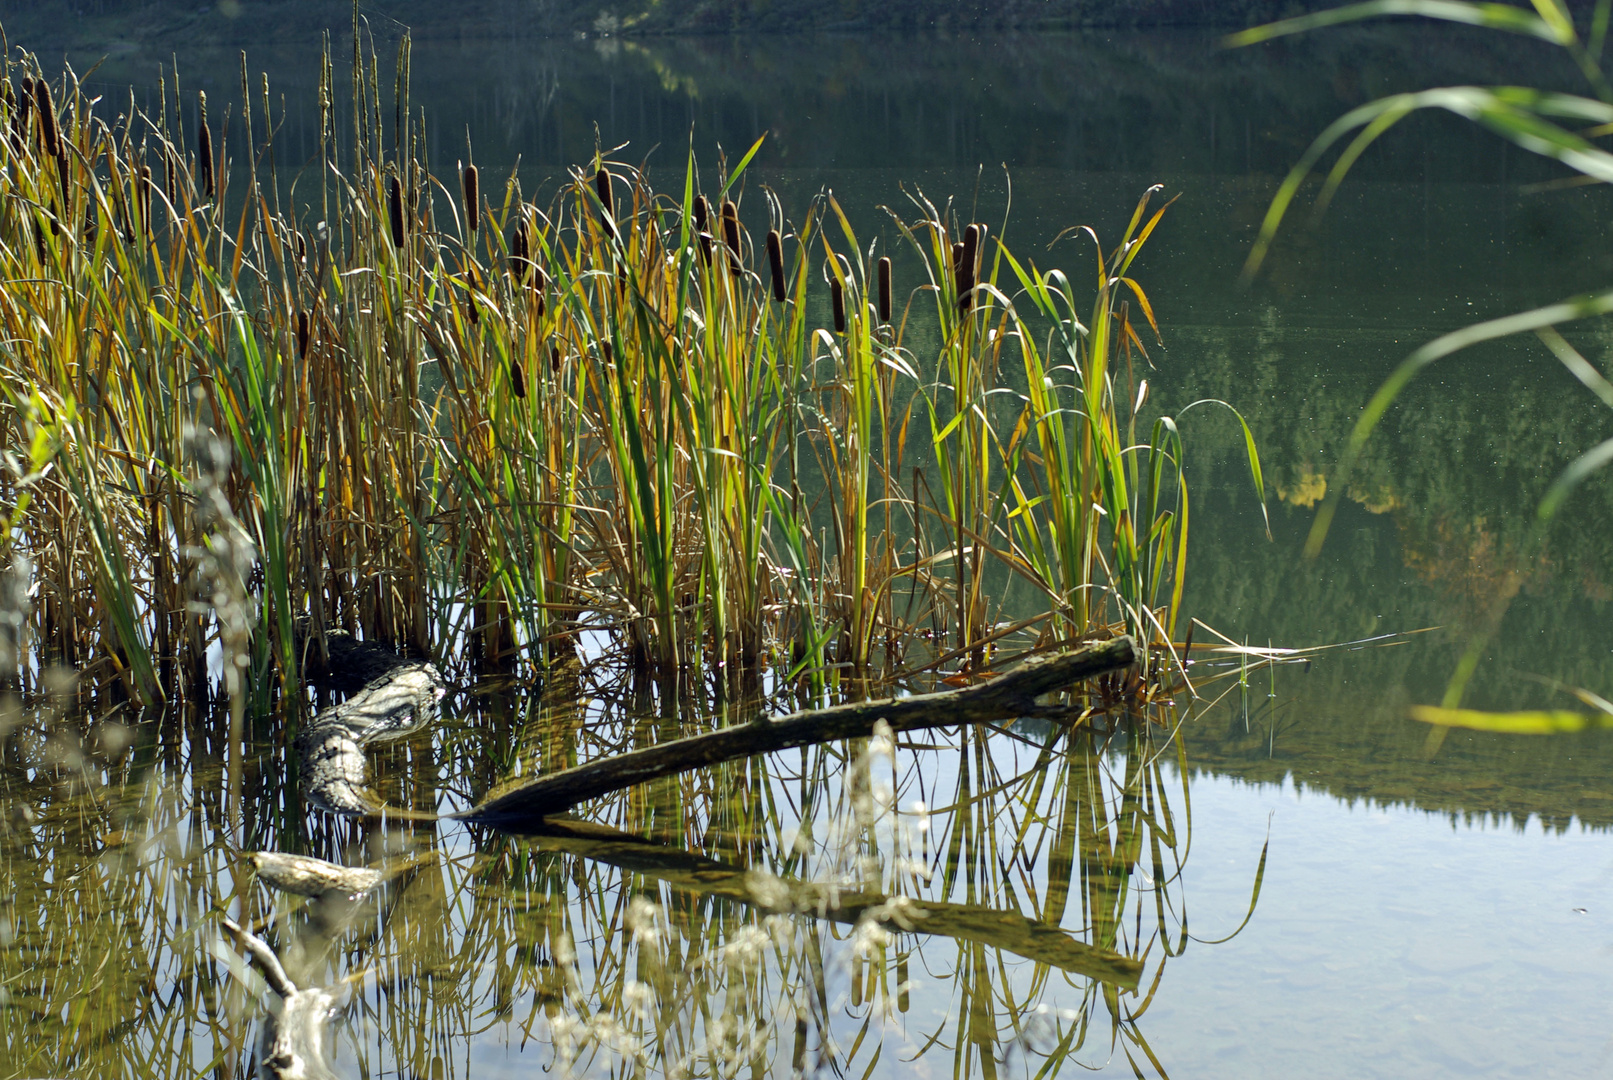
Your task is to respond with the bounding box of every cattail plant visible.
[508,215,529,282]
[877,256,892,323]
[10,77,31,157]
[959,223,982,314]
[766,229,786,302]
[721,199,742,274]
[462,164,479,233]
[34,77,58,159]
[595,166,616,238]
[196,92,214,199]
[163,145,177,205]
[137,165,153,237]
[693,194,714,266]
[0,40,1244,704]
[388,172,405,249]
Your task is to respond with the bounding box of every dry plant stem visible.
[467,635,1134,823]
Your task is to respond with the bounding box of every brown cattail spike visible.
[197,92,214,199]
[137,165,153,237]
[877,257,893,324]
[766,230,785,303]
[594,167,616,238]
[13,77,32,156]
[830,276,846,333]
[296,310,311,359]
[720,199,741,274]
[462,164,479,233]
[388,173,406,249]
[509,217,530,283]
[35,78,58,159]
[959,224,981,314]
[550,343,561,372]
[693,195,713,266]
[295,230,306,262]
[510,358,526,399]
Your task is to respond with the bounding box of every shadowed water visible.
[4,22,1613,1079]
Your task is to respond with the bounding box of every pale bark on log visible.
[463,636,1135,826]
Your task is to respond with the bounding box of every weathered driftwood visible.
[529,816,1143,989]
[222,918,343,1080]
[250,850,438,899]
[294,632,444,815]
[465,636,1135,826]
[251,852,385,897]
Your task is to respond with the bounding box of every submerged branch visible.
[464,636,1135,825]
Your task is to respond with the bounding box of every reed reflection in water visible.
[0,666,1264,1079]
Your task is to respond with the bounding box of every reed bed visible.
[0,30,1262,713]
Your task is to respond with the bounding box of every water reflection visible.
[0,667,1258,1078]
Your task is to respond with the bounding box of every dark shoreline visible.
[8,0,1607,49]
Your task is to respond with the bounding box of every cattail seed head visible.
[35,78,58,159]
[196,92,214,200]
[510,358,526,399]
[959,224,981,313]
[295,230,306,262]
[594,167,616,238]
[82,203,98,246]
[720,199,741,274]
[462,164,479,233]
[693,195,713,266]
[952,240,969,314]
[388,172,406,249]
[550,343,561,372]
[830,276,846,333]
[766,229,785,303]
[13,78,32,154]
[296,309,311,359]
[509,216,530,282]
[137,164,153,237]
[877,256,892,324]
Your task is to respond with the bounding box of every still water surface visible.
[6,24,1613,1078]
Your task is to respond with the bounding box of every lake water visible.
[7,20,1613,1079]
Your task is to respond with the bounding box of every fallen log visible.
[464,635,1134,826]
